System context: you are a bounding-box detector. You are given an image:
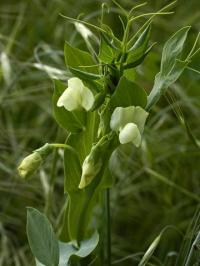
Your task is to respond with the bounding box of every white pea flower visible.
[57,77,95,111]
[110,106,148,147]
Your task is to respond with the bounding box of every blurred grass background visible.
[0,0,200,265]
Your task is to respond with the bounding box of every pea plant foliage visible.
[17,1,200,265]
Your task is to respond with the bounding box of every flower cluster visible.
[57,77,148,188]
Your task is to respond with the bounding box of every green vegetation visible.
[0,0,200,265]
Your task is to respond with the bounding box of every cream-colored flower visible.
[57,77,94,111]
[110,106,148,147]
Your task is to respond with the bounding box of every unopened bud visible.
[18,152,42,179]
[79,154,102,189]
[79,133,114,189]
[18,143,53,179]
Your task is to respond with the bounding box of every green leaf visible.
[146,26,191,110]
[124,43,155,69]
[64,41,99,80]
[101,24,122,49]
[160,26,190,75]
[98,36,119,64]
[123,68,136,82]
[59,231,99,264]
[125,24,151,68]
[52,80,86,133]
[69,67,101,80]
[98,38,113,64]
[110,76,147,108]
[162,59,189,86]
[27,208,59,266]
[129,24,151,51]
[36,231,99,266]
[147,59,189,110]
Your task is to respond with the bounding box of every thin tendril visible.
[118,15,126,32]
[186,32,200,60]
[60,13,107,34]
[130,11,173,23]
[111,0,127,17]
[128,2,148,17]
[127,0,177,47]
[186,66,200,75]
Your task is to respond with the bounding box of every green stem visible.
[50,143,73,149]
[50,143,79,157]
[106,188,111,266]
[43,142,79,217]
[44,148,58,216]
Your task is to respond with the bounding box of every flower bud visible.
[18,143,53,179]
[79,154,102,189]
[57,77,94,111]
[79,133,114,189]
[18,152,43,179]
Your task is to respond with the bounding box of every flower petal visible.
[57,77,94,112]
[68,77,84,90]
[119,123,141,147]
[110,106,136,131]
[81,86,95,111]
[132,106,149,133]
[57,87,80,111]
